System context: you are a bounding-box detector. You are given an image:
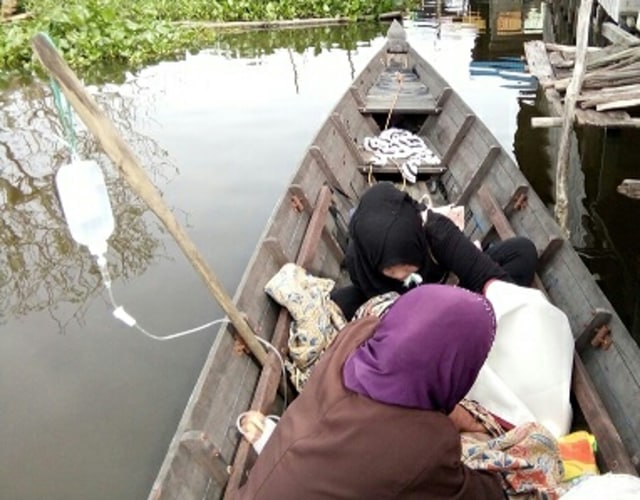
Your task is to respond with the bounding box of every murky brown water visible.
[2,4,639,499]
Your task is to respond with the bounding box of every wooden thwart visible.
[288,185,344,264]
[357,165,446,176]
[537,237,564,271]
[454,146,500,206]
[364,67,438,114]
[440,114,475,166]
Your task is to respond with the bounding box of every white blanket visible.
[466,280,574,437]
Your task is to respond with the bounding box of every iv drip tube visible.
[96,257,230,342]
[96,256,288,403]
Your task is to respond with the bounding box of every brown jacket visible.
[236,316,504,500]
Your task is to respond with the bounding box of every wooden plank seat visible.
[223,184,343,498]
[363,66,439,114]
[357,164,446,176]
[474,184,637,476]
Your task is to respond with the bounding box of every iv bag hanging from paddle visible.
[56,159,114,258]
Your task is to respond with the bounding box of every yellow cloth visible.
[558,431,598,481]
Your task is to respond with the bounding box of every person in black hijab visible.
[331,182,538,319]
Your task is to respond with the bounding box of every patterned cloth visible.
[353,292,400,320]
[461,421,567,499]
[264,263,346,391]
[458,398,506,438]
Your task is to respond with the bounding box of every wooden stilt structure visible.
[554,0,593,236]
[525,2,640,205]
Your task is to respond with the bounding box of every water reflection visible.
[0,81,176,331]
[212,22,386,59]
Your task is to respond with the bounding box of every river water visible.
[1,3,639,499]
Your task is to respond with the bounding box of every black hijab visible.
[346,182,428,298]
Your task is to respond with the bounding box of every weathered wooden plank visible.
[524,40,555,86]
[455,146,501,206]
[288,185,345,268]
[409,47,449,96]
[440,114,475,166]
[601,21,640,45]
[305,152,354,211]
[572,356,639,474]
[331,112,366,163]
[531,116,564,128]
[349,85,366,109]
[357,165,446,176]
[363,101,439,114]
[364,65,439,114]
[417,86,453,142]
[537,237,564,271]
[223,347,284,498]
[262,238,289,269]
[180,431,230,486]
[597,97,640,111]
[421,94,473,166]
[297,186,334,269]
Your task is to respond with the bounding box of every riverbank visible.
[0,0,410,85]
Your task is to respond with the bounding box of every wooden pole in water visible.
[31,33,268,366]
[554,0,593,237]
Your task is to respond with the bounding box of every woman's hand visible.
[448,404,488,434]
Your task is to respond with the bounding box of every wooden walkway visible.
[524,40,640,128]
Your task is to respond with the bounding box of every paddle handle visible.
[31,33,267,365]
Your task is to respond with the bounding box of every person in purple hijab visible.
[343,283,496,414]
[237,285,504,500]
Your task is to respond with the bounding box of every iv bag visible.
[55,159,114,257]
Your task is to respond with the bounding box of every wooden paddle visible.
[31,33,267,365]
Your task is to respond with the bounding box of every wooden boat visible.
[149,21,640,499]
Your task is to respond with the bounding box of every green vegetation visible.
[214,22,386,59]
[0,0,413,84]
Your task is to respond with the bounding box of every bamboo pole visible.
[31,33,268,365]
[554,0,593,236]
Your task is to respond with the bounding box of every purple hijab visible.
[343,284,496,414]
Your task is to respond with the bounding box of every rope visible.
[42,33,78,156]
[390,157,407,191]
[384,71,404,131]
